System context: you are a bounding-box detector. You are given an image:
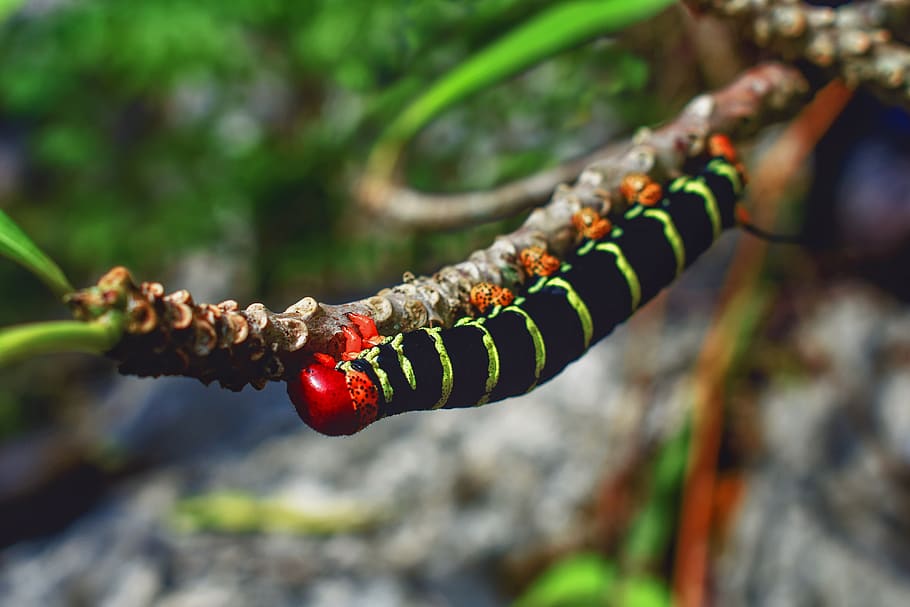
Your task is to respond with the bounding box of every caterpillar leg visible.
[341,312,383,361]
[710,134,798,243]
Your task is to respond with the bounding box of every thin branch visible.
[67,63,808,390]
[691,0,910,110]
[356,148,610,231]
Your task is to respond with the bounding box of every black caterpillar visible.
[288,140,745,435]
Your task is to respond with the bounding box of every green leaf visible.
[171,491,385,535]
[0,0,25,22]
[513,552,617,607]
[623,423,691,566]
[0,208,74,298]
[369,0,674,176]
[617,576,672,607]
[0,315,123,367]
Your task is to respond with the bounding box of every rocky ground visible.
[2,244,909,606]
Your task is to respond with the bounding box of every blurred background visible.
[1,1,909,606]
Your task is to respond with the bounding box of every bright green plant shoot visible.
[0,316,124,366]
[0,208,119,366]
[0,0,25,23]
[0,209,73,298]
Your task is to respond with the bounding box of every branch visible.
[66,63,808,390]
[691,0,910,110]
[356,149,607,231]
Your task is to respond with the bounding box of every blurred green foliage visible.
[172,490,385,535]
[0,6,697,602]
[512,552,671,607]
[371,0,672,171]
[0,0,667,323]
[0,207,72,297]
[0,0,675,437]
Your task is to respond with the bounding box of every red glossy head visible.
[287,357,363,436]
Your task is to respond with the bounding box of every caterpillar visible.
[288,137,746,436]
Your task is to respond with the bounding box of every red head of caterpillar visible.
[288,313,383,436]
[288,353,380,436]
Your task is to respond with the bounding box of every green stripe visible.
[527,275,549,294]
[668,176,688,192]
[421,327,453,409]
[681,177,721,238]
[576,239,597,256]
[545,276,593,349]
[707,158,743,194]
[624,205,645,220]
[643,208,685,276]
[595,242,641,310]
[343,350,393,404]
[454,316,500,404]
[504,304,546,388]
[388,332,416,390]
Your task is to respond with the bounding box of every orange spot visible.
[519,246,560,277]
[572,208,612,240]
[735,204,752,226]
[470,282,514,314]
[640,182,663,206]
[490,285,514,308]
[708,133,739,164]
[620,173,661,206]
[708,133,749,184]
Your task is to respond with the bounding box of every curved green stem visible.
[0,208,74,299]
[367,0,674,178]
[0,0,26,22]
[0,314,124,366]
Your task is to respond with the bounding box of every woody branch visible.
[691,0,910,110]
[67,63,808,390]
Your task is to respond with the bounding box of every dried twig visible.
[67,63,808,390]
[356,149,608,231]
[691,0,910,110]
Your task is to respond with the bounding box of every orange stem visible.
[672,79,854,607]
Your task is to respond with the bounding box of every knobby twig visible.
[67,63,808,390]
[691,0,910,110]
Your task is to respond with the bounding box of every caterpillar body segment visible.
[288,149,744,435]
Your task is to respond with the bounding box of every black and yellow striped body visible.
[342,156,743,418]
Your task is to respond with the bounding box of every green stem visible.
[0,314,124,366]
[0,208,74,299]
[367,0,674,177]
